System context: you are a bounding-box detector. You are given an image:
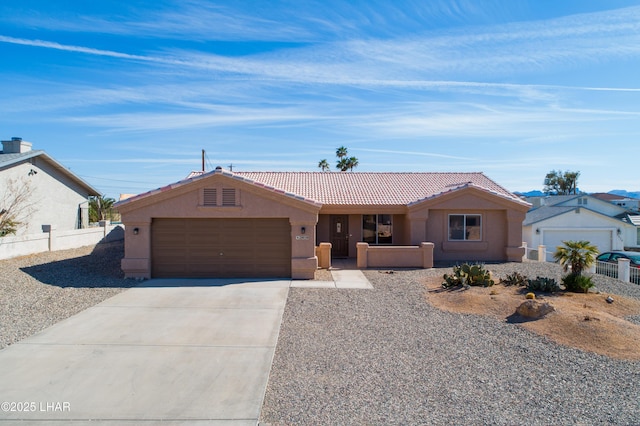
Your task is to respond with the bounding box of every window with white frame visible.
[448,214,481,241]
[362,214,393,244]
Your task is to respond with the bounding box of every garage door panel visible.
[543,230,612,258]
[151,218,291,278]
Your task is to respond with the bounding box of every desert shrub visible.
[562,273,595,293]
[526,276,560,293]
[502,271,527,287]
[553,240,598,277]
[442,263,495,288]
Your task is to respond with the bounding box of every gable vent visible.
[203,188,217,206]
[222,188,236,206]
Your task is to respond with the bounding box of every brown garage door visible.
[151,218,291,278]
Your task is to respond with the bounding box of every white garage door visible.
[543,230,612,261]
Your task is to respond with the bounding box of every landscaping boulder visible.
[516,300,555,319]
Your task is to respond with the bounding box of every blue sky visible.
[1,0,640,198]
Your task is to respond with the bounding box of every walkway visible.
[291,260,374,289]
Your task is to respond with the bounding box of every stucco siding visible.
[119,174,320,279]
[316,214,330,245]
[0,160,90,235]
[427,209,510,262]
[117,170,528,277]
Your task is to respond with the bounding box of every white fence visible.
[522,242,638,285]
[595,259,640,285]
[0,221,124,260]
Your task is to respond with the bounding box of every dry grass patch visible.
[425,277,640,360]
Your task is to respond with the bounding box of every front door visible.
[330,215,349,257]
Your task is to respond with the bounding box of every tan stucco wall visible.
[316,188,527,264]
[425,209,509,262]
[316,214,330,245]
[120,178,528,277]
[413,188,527,263]
[119,174,320,279]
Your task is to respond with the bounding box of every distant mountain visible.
[513,189,640,199]
[608,190,640,199]
[513,190,544,197]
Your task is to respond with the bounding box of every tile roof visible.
[234,171,525,206]
[117,169,527,208]
[591,192,625,201]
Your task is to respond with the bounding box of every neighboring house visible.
[523,194,639,260]
[0,137,100,236]
[116,167,530,279]
[592,192,640,213]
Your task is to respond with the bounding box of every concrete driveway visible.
[0,278,290,425]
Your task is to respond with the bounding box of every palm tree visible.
[89,195,116,222]
[318,159,330,172]
[320,146,359,172]
[553,240,598,276]
[336,146,348,160]
[336,158,349,171]
[346,156,359,171]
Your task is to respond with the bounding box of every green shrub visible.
[442,263,495,288]
[502,271,527,287]
[526,276,560,293]
[562,273,595,293]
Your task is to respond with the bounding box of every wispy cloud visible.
[64,108,320,132]
[358,148,473,161]
[4,5,640,84]
[0,35,156,61]
[0,0,493,42]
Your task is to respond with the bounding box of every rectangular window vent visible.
[222,188,236,206]
[203,188,217,206]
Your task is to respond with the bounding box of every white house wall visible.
[524,207,629,252]
[0,159,90,235]
[556,196,627,217]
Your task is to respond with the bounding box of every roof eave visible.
[1,150,101,196]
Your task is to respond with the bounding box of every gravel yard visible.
[261,262,640,425]
[2,245,640,424]
[0,241,132,349]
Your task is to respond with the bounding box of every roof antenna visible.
[228,164,233,172]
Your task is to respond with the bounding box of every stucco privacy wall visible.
[117,173,320,279]
[0,223,123,260]
[0,160,91,235]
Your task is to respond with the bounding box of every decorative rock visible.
[516,300,555,319]
[606,296,614,304]
[525,292,535,300]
